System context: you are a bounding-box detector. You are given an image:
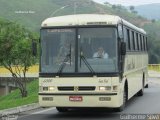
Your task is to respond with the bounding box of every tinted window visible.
[146,37,148,51]
[143,36,146,51]
[141,35,144,51]
[139,34,143,51]
[78,28,118,73]
[132,31,135,50]
[136,33,139,50]
[127,29,131,50]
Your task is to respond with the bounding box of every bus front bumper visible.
[39,92,121,108]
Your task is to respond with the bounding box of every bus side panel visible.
[123,53,148,100]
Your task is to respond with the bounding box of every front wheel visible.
[56,107,68,112]
[114,86,127,112]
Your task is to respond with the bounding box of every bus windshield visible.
[41,27,118,74]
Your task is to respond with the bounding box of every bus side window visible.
[142,35,144,51]
[132,31,135,51]
[129,30,134,51]
[139,34,142,51]
[146,37,148,51]
[123,28,128,50]
[126,28,131,51]
[136,33,139,50]
[143,36,145,51]
[134,32,138,51]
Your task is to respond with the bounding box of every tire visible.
[56,107,68,112]
[145,84,149,88]
[114,86,127,112]
[137,77,144,96]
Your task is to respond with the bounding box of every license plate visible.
[69,96,83,102]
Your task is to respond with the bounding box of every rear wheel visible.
[137,75,144,96]
[145,84,149,88]
[56,107,68,112]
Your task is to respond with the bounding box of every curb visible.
[0,103,40,117]
[148,70,160,78]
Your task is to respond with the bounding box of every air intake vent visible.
[58,87,74,91]
[58,86,95,91]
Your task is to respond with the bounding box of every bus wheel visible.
[114,86,127,112]
[145,84,149,88]
[137,79,144,96]
[56,107,68,112]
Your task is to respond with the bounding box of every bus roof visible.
[41,14,146,34]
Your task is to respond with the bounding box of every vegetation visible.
[0,19,38,97]
[0,80,38,110]
[142,21,160,63]
[0,0,159,63]
[148,64,160,72]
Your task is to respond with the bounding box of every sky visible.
[93,0,160,6]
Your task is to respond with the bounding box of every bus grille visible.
[58,86,96,91]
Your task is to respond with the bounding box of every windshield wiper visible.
[80,47,95,75]
[57,44,71,75]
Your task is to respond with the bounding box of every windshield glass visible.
[78,28,118,73]
[40,27,118,74]
[41,29,75,73]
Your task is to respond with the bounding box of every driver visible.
[93,47,108,59]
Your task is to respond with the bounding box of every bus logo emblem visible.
[74,86,79,92]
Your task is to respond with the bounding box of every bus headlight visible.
[99,86,111,91]
[48,86,55,91]
[42,86,55,91]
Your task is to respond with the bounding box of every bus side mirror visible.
[121,42,126,55]
[32,41,37,56]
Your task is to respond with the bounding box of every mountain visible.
[0,0,98,31]
[135,3,160,20]
[0,0,148,31]
[0,0,101,31]
[0,0,160,63]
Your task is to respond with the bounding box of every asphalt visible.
[12,77,160,120]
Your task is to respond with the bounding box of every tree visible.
[0,19,37,97]
[151,19,156,23]
[104,2,110,5]
[112,5,116,9]
[130,6,135,11]
[132,10,138,14]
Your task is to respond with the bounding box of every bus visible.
[37,14,148,112]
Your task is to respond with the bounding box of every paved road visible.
[17,78,160,120]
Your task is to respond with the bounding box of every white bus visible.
[38,14,148,112]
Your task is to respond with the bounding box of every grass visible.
[0,80,38,110]
[148,64,160,72]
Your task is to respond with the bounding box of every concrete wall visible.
[0,77,37,96]
[0,78,17,96]
[0,86,6,96]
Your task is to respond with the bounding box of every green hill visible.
[0,0,100,31]
[0,0,160,63]
[0,0,148,31]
